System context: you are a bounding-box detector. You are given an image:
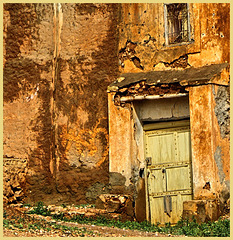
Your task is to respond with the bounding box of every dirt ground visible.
[3,204,182,237]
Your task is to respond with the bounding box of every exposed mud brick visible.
[3,158,28,204]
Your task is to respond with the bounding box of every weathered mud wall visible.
[3,3,120,205]
[118,3,229,72]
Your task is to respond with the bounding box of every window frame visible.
[164,3,192,47]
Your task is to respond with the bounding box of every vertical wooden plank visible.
[144,160,149,221]
[177,130,191,162]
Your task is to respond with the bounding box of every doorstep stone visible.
[182,199,220,223]
[95,194,132,214]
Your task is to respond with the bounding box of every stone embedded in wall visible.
[163,54,190,69]
[86,182,111,203]
[109,172,134,195]
[114,81,187,107]
[109,172,126,186]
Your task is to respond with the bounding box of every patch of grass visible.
[27,201,51,216]
[13,223,24,229]
[3,219,14,230]
[51,213,160,232]
[159,217,230,237]
[4,205,95,237]
[50,211,230,237]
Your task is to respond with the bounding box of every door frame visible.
[143,119,193,223]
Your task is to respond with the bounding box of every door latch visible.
[145,157,152,165]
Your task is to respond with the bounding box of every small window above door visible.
[164,3,191,46]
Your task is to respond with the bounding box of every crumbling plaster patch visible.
[212,85,230,139]
[214,146,230,203]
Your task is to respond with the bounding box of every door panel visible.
[147,168,166,194]
[148,133,175,165]
[149,194,192,224]
[145,122,192,225]
[166,165,192,191]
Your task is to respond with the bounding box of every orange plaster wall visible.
[108,93,133,186]
[189,84,229,202]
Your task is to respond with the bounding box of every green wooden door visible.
[144,122,192,225]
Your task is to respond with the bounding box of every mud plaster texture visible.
[3,3,120,205]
